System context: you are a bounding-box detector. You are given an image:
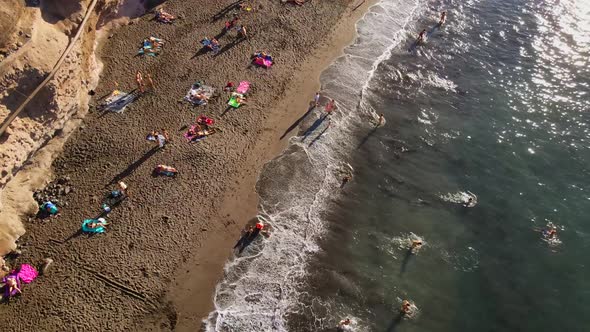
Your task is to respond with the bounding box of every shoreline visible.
[0,0,380,330]
[166,1,379,328]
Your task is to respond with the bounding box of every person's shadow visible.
[399,249,413,274]
[109,146,159,185]
[386,312,404,332]
[280,103,316,140]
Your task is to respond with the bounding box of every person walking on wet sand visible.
[314,92,321,106]
[135,71,144,93]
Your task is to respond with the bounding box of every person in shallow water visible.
[439,11,447,25]
[417,29,427,43]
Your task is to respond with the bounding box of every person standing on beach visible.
[156,129,169,148]
[146,74,155,92]
[236,25,248,40]
[314,92,321,106]
[135,71,144,93]
[112,81,120,96]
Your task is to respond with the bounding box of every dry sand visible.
[0,0,375,330]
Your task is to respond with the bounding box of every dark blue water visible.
[206,0,590,331]
[299,0,590,331]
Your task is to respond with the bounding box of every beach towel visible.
[236,81,250,94]
[16,264,38,284]
[197,115,215,126]
[184,84,215,106]
[254,57,272,68]
[228,93,244,108]
[138,37,163,56]
[101,91,137,113]
[82,219,107,234]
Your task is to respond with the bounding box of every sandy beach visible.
[0,0,375,330]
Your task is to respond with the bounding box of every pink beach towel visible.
[236,81,250,94]
[17,264,38,284]
[254,58,272,68]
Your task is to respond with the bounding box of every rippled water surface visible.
[206,0,590,330]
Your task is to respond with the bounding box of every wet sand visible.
[0,0,374,330]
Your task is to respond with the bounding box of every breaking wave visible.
[204,0,425,330]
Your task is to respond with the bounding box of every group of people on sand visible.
[135,71,155,94]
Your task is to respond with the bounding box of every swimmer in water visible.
[542,226,558,239]
[336,318,352,331]
[417,29,427,44]
[410,239,423,253]
[401,300,413,316]
[463,192,477,207]
[439,11,447,25]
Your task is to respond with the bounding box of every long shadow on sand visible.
[280,103,316,140]
[212,0,244,22]
[215,38,247,57]
[109,146,159,185]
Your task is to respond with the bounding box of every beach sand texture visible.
[0,0,372,331]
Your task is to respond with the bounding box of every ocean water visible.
[205,0,590,331]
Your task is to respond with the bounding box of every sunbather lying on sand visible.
[87,220,109,230]
[289,0,306,5]
[190,91,209,102]
[156,8,176,23]
[5,277,21,295]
